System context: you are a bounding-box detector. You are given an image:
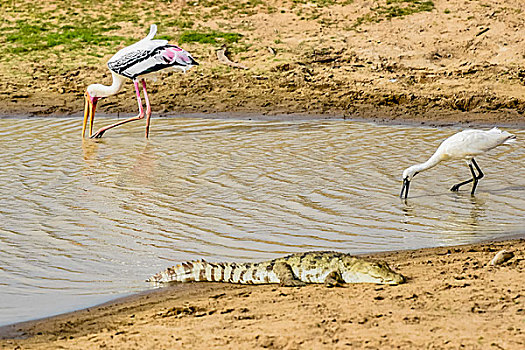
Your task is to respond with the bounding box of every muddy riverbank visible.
[1,238,524,349]
[0,0,523,125]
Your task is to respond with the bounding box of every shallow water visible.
[0,116,523,326]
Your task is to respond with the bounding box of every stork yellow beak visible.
[82,92,97,138]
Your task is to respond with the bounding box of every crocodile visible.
[147,251,405,286]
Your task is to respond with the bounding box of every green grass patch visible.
[165,18,195,29]
[291,0,353,6]
[179,30,243,44]
[5,21,131,54]
[378,0,434,19]
[188,0,263,9]
[352,0,434,29]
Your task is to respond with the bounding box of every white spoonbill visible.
[400,127,516,199]
[82,24,198,139]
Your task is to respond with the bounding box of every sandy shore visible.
[1,238,523,349]
[0,0,524,126]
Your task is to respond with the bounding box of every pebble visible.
[488,250,514,266]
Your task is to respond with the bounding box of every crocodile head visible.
[340,258,405,285]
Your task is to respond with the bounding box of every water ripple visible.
[0,116,523,326]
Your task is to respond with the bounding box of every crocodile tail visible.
[147,261,272,284]
[146,261,205,283]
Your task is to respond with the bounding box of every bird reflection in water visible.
[81,139,158,190]
[401,192,487,233]
[81,138,99,161]
[115,143,158,188]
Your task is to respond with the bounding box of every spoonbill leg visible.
[450,158,484,195]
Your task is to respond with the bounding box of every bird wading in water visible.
[82,24,198,139]
[400,128,516,199]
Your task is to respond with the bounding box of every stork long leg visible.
[450,158,484,195]
[82,96,89,137]
[90,80,145,139]
[142,79,152,138]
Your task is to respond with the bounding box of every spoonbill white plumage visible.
[400,127,516,199]
[82,24,198,139]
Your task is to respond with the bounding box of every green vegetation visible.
[188,0,266,16]
[179,30,243,44]
[292,0,353,6]
[165,18,195,29]
[353,0,435,28]
[292,0,335,6]
[5,21,130,54]
[378,0,434,19]
[188,0,263,7]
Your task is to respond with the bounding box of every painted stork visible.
[400,128,516,199]
[82,24,198,139]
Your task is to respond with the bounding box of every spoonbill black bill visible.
[400,128,516,199]
[82,24,198,139]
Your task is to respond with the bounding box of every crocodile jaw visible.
[341,268,405,285]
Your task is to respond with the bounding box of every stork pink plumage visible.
[82,24,198,139]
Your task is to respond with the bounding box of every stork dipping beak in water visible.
[82,24,198,139]
[400,128,516,199]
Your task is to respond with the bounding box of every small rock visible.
[489,250,515,266]
[256,335,275,348]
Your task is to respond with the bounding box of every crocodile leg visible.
[274,262,306,287]
[324,270,344,288]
